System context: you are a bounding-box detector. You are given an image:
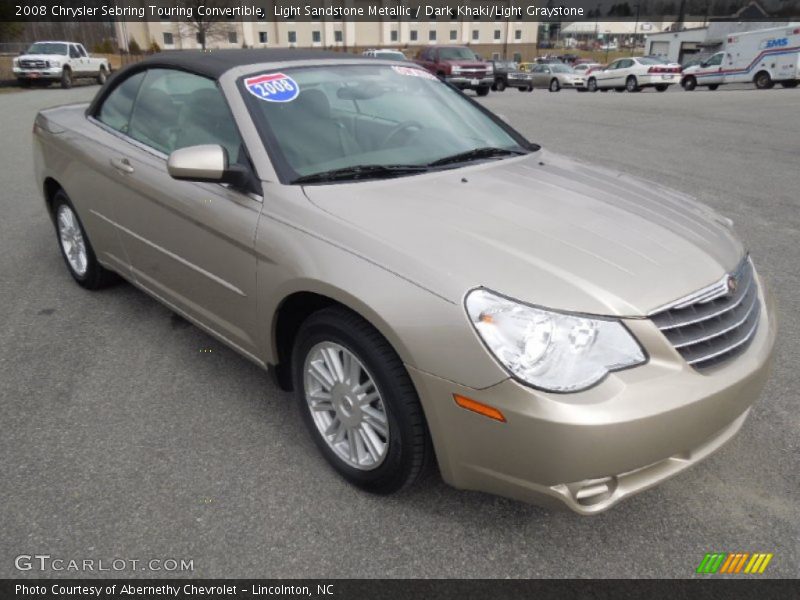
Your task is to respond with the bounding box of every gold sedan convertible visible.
[33,50,776,513]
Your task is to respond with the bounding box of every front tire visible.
[549,78,560,92]
[495,79,506,92]
[52,191,117,289]
[754,71,773,89]
[587,77,598,92]
[683,76,697,91]
[97,66,107,85]
[292,307,432,494]
[60,68,72,89]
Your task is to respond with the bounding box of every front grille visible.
[20,59,48,69]
[650,256,760,370]
[459,69,486,76]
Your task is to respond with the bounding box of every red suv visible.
[414,46,493,96]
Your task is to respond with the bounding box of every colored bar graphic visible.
[699,552,773,574]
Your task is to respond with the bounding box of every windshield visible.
[25,42,68,55]
[438,47,479,61]
[550,65,573,73]
[241,64,529,183]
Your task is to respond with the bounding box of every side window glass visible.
[78,45,88,57]
[69,45,80,59]
[128,69,244,161]
[607,61,618,70]
[97,71,146,134]
[708,54,722,66]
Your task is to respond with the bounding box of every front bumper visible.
[409,278,776,514]
[14,67,62,80]
[506,76,533,89]
[447,75,494,89]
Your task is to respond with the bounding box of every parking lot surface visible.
[1,83,798,578]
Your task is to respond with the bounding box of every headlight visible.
[465,289,646,392]
[13,58,19,67]
[485,65,494,75]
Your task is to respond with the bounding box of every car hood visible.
[18,54,63,61]
[302,151,744,317]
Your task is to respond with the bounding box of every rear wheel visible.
[754,71,773,89]
[625,75,640,92]
[549,78,560,92]
[292,307,432,494]
[60,67,72,89]
[682,76,697,91]
[96,65,107,85]
[708,83,720,90]
[527,85,533,92]
[495,79,506,92]
[475,86,490,97]
[51,191,117,289]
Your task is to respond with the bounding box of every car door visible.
[68,44,85,75]
[529,65,545,87]
[93,67,262,357]
[700,52,725,85]
[613,59,634,86]
[596,60,619,87]
[76,44,94,74]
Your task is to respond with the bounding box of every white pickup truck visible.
[13,41,111,89]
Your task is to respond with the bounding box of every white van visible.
[681,25,800,90]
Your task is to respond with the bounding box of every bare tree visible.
[178,0,236,50]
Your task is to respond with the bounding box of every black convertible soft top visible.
[88,49,366,116]
[131,48,364,79]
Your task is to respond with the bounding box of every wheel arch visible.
[43,177,64,222]
[269,284,414,392]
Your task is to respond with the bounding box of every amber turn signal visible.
[453,394,506,422]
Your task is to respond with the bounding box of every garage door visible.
[649,41,670,59]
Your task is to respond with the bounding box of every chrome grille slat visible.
[655,272,754,331]
[686,312,760,366]
[669,285,758,348]
[649,256,761,371]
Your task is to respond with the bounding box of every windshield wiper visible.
[426,147,527,168]
[291,164,429,185]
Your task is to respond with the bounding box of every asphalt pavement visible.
[1,81,798,578]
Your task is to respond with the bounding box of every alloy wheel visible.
[57,204,88,276]
[303,342,389,470]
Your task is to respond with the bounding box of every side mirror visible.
[167,145,248,187]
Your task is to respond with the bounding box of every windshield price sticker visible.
[391,66,438,81]
[244,73,299,102]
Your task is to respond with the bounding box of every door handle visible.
[110,157,134,174]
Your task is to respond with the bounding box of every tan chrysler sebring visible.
[33,50,776,513]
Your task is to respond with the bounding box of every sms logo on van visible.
[244,73,299,103]
[760,37,789,49]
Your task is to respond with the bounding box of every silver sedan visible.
[528,63,585,92]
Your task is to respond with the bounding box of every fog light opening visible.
[574,477,617,506]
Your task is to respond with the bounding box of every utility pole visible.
[631,3,640,56]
